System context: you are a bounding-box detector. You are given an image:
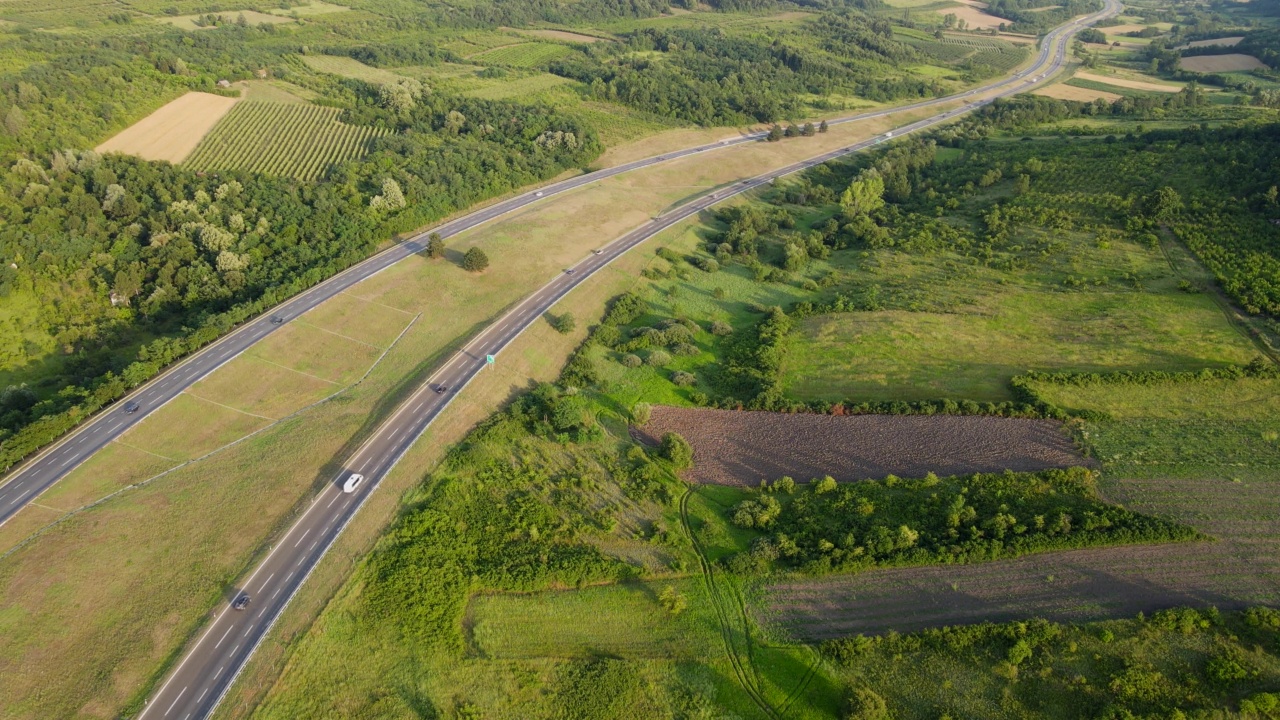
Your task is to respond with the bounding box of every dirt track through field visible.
[764,475,1280,640]
[637,407,1086,486]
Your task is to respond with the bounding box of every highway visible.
[133,4,1119,719]
[1,4,1105,527]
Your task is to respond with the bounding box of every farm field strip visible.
[183,102,390,181]
[637,408,1086,486]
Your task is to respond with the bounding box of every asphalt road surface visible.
[0,3,1111,528]
[134,5,1120,719]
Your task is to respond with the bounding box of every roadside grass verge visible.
[124,393,274,460]
[468,578,716,659]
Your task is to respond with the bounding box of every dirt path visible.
[763,474,1280,640]
[638,407,1087,486]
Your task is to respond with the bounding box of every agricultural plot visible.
[763,377,1280,641]
[1179,53,1267,72]
[299,54,407,84]
[95,92,239,163]
[468,41,577,67]
[159,10,295,31]
[1073,70,1183,92]
[636,407,1085,486]
[183,102,390,180]
[1032,83,1122,102]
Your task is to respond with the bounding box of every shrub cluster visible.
[725,467,1200,575]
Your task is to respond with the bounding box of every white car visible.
[535,191,543,197]
[343,473,365,493]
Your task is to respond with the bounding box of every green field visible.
[469,579,717,659]
[783,249,1258,402]
[468,41,576,66]
[184,102,390,180]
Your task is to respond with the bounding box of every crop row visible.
[969,47,1029,71]
[904,38,976,62]
[184,101,390,181]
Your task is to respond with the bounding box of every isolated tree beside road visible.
[425,232,445,259]
[767,124,784,142]
[462,247,489,272]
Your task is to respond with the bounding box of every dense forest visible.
[549,13,944,124]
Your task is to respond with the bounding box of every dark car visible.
[123,401,140,414]
[232,593,250,611]
[270,316,285,325]
[434,384,448,394]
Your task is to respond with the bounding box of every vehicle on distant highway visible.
[270,316,284,325]
[535,191,543,197]
[342,473,365,493]
[593,249,603,255]
[434,384,447,394]
[232,593,250,611]
[565,268,575,275]
[124,401,140,414]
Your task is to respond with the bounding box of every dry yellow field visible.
[160,10,294,30]
[1180,53,1267,72]
[95,92,239,163]
[1032,83,1121,102]
[1075,70,1184,92]
[947,3,1008,29]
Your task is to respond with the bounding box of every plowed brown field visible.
[636,407,1086,486]
[763,475,1280,640]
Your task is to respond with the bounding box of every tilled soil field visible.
[763,475,1280,640]
[636,407,1087,486]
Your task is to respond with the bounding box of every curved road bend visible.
[137,4,1119,718]
[1,5,1108,526]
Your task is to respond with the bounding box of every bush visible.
[660,432,693,470]
[631,402,651,426]
[698,257,719,273]
[671,370,697,386]
[710,320,733,336]
[843,687,889,720]
[620,353,642,368]
[550,312,576,334]
[647,350,671,366]
[672,342,700,356]
[813,475,838,494]
[462,247,489,272]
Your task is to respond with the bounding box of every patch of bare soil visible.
[763,476,1280,640]
[636,407,1086,486]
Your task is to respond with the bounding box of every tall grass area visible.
[822,607,1280,719]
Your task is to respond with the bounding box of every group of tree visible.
[549,13,949,125]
